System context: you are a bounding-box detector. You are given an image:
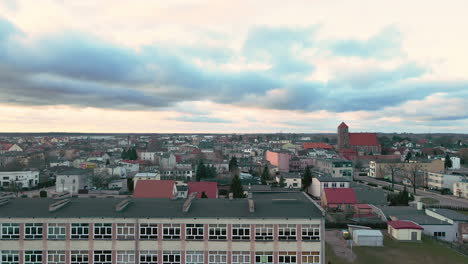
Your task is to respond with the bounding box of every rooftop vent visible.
[248,199,255,213]
[49,199,70,212]
[115,199,132,212]
[54,192,71,200]
[182,192,197,213]
[0,198,9,207]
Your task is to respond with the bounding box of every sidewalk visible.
[325,230,356,263]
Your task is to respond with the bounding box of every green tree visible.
[201,191,208,198]
[261,165,270,185]
[39,190,47,198]
[279,176,286,187]
[229,173,245,198]
[404,152,412,162]
[302,166,313,190]
[129,148,138,160]
[444,153,453,169]
[196,161,206,181]
[121,149,128,159]
[228,157,238,173]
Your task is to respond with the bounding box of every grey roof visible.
[394,214,450,225]
[0,192,322,219]
[427,208,468,222]
[243,185,272,192]
[316,176,351,182]
[278,172,302,179]
[353,187,387,205]
[377,206,425,218]
[56,169,90,176]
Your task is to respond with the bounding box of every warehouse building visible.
[0,192,325,264]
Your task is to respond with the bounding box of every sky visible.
[0,0,467,133]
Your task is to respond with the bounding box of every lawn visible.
[326,236,467,264]
[457,210,468,216]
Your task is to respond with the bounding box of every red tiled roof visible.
[348,133,379,146]
[323,188,357,204]
[387,220,423,230]
[302,142,333,150]
[338,122,348,128]
[191,149,201,154]
[188,181,218,198]
[120,159,139,164]
[133,180,176,198]
[1,143,13,150]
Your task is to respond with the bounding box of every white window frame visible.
[47,250,66,264]
[255,252,273,264]
[71,223,89,239]
[278,252,297,264]
[255,224,273,241]
[70,250,88,264]
[116,250,135,264]
[0,250,19,264]
[232,224,250,240]
[232,251,250,264]
[208,251,227,264]
[162,250,181,264]
[278,224,297,241]
[0,223,20,239]
[24,251,42,264]
[140,224,158,240]
[186,224,204,240]
[162,224,181,240]
[25,223,43,240]
[139,250,158,264]
[47,224,66,240]
[185,251,204,264]
[208,224,227,240]
[301,225,320,241]
[94,223,112,239]
[93,250,112,264]
[116,223,135,240]
[302,252,320,264]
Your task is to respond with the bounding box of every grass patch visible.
[420,197,440,205]
[456,210,468,216]
[326,236,467,264]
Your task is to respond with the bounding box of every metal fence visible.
[423,234,468,257]
[424,204,468,212]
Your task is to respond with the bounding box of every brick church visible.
[337,122,381,155]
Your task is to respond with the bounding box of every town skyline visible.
[1,0,467,133]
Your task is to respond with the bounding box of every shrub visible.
[39,190,47,198]
[367,183,378,187]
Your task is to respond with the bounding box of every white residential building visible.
[427,172,466,191]
[55,169,90,194]
[308,177,351,197]
[0,171,39,189]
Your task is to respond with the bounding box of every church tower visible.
[337,122,349,150]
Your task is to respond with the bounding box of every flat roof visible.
[0,192,323,219]
[354,229,383,236]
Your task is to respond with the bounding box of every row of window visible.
[0,250,320,264]
[0,223,320,241]
[323,183,346,188]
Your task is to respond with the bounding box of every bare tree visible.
[89,170,120,189]
[385,163,402,189]
[404,164,423,195]
[7,180,22,197]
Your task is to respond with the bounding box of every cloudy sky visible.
[0,0,467,133]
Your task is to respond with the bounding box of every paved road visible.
[355,175,468,207]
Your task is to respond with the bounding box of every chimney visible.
[229,193,233,200]
[183,192,197,213]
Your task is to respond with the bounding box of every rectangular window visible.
[47,224,66,240]
[302,252,320,264]
[94,251,112,264]
[70,251,88,264]
[140,251,158,264]
[163,224,180,240]
[185,251,204,264]
[209,224,227,240]
[71,223,89,239]
[24,251,42,264]
[208,251,227,264]
[186,224,204,240]
[323,183,328,188]
[255,224,273,241]
[232,224,250,240]
[47,250,66,264]
[162,251,181,264]
[25,223,43,239]
[331,183,336,187]
[255,252,273,264]
[279,252,296,263]
[1,250,19,264]
[116,223,135,240]
[116,251,135,264]
[232,251,250,264]
[0,223,20,239]
[339,183,345,188]
[94,223,112,239]
[434,232,446,237]
[301,225,320,241]
[278,224,296,241]
[140,224,158,240]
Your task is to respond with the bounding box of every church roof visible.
[349,133,379,146]
[338,122,348,128]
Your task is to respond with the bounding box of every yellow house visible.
[387,220,423,241]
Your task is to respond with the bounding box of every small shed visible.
[387,220,423,241]
[352,229,383,246]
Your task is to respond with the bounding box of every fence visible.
[424,204,468,212]
[423,234,468,257]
